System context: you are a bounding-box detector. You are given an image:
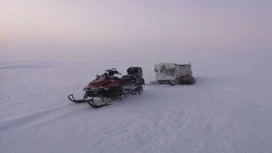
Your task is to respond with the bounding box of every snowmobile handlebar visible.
[95,68,122,79]
[105,68,122,75]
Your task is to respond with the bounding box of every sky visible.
[1,0,271,61]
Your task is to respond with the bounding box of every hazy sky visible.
[1,0,271,61]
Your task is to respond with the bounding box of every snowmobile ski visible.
[68,94,93,103]
[87,100,111,108]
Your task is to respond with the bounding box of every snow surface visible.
[1,51,272,153]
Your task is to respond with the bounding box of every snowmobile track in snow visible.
[0,104,88,133]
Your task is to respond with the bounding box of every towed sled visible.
[150,63,195,85]
[68,67,145,108]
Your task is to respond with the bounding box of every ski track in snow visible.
[1,55,272,153]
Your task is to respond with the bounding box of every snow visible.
[1,51,272,153]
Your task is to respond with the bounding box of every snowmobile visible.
[150,63,195,85]
[68,67,145,108]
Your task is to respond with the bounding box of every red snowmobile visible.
[68,67,145,108]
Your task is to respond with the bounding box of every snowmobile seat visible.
[120,75,136,84]
[127,67,143,77]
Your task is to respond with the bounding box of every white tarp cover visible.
[154,63,192,81]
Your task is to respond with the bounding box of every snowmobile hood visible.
[84,77,119,89]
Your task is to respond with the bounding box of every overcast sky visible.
[1,0,271,61]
